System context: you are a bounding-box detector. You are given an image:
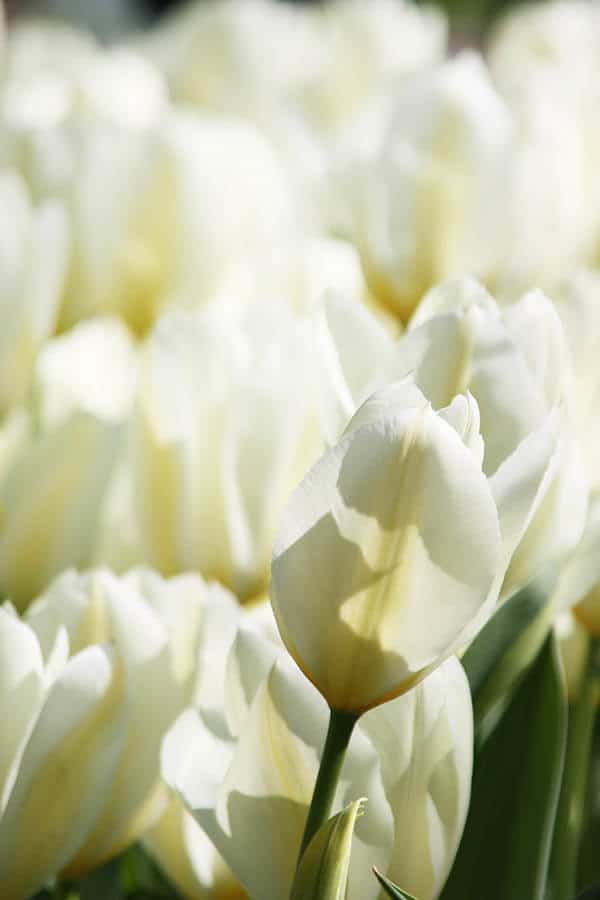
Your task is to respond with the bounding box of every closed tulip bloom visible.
[164,627,472,900]
[347,52,512,321]
[0,170,68,419]
[132,303,320,602]
[271,380,501,713]
[0,318,137,608]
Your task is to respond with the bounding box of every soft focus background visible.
[5,0,528,38]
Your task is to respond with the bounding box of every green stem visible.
[549,637,600,900]
[297,708,358,865]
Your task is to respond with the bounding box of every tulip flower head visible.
[271,380,501,713]
[163,624,473,900]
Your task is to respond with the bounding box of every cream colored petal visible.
[144,796,244,900]
[0,608,44,813]
[26,569,103,657]
[193,582,244,712]
[224,628,282,737]
[163,708,234,816]
[437,393,484,467]
[396,280,547,474]
[35,317,137,428]
[342,379,428,435]
[0,645,125,900]
[124,568,206,695]
[502,290,574,410]
[362,657,473,900]
[552,494,600,614]
[315,292,396,443]
[0,413,125,608]
[67,572,176,870]
[0,172,68,417]
[272,396,501,712]
[490,413,560,586]
[502,423,588,597]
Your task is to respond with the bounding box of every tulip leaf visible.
[461,579,552,743]
[574,888,600,900]
[372,867,418,899]
[548,640,599,900]
[577,713,600,891]
[119,844,181,897]
[290,798,365,900]
[440,634,567,900]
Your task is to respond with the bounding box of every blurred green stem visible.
[296,708,358,866]
[549,637,600,900]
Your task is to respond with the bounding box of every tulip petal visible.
[0,607,44,812]
[0,645,125,900]
[361,658,473,900]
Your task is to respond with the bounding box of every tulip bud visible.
[271,381,501,714]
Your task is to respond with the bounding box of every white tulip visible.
[144,598,278,900]
[0,318,137,608]
[304,0,447,134]
[396,279,588,597]
[271,381,501,713]
[0,25,168,212]
[346,52,512,321]
[488,1,600,101]
[132,303,320,602]
[487,3,600,294]
[20,568,206,872]
[164,627,472,900]
[0,170,68,418]
[0,566,238,896]
[0,605,123,900]
[142,0,325,117]
[61,110,296,334]
[2,27,296,333]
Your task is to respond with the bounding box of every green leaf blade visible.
[440,634,567,900]
[373,867,418,899]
